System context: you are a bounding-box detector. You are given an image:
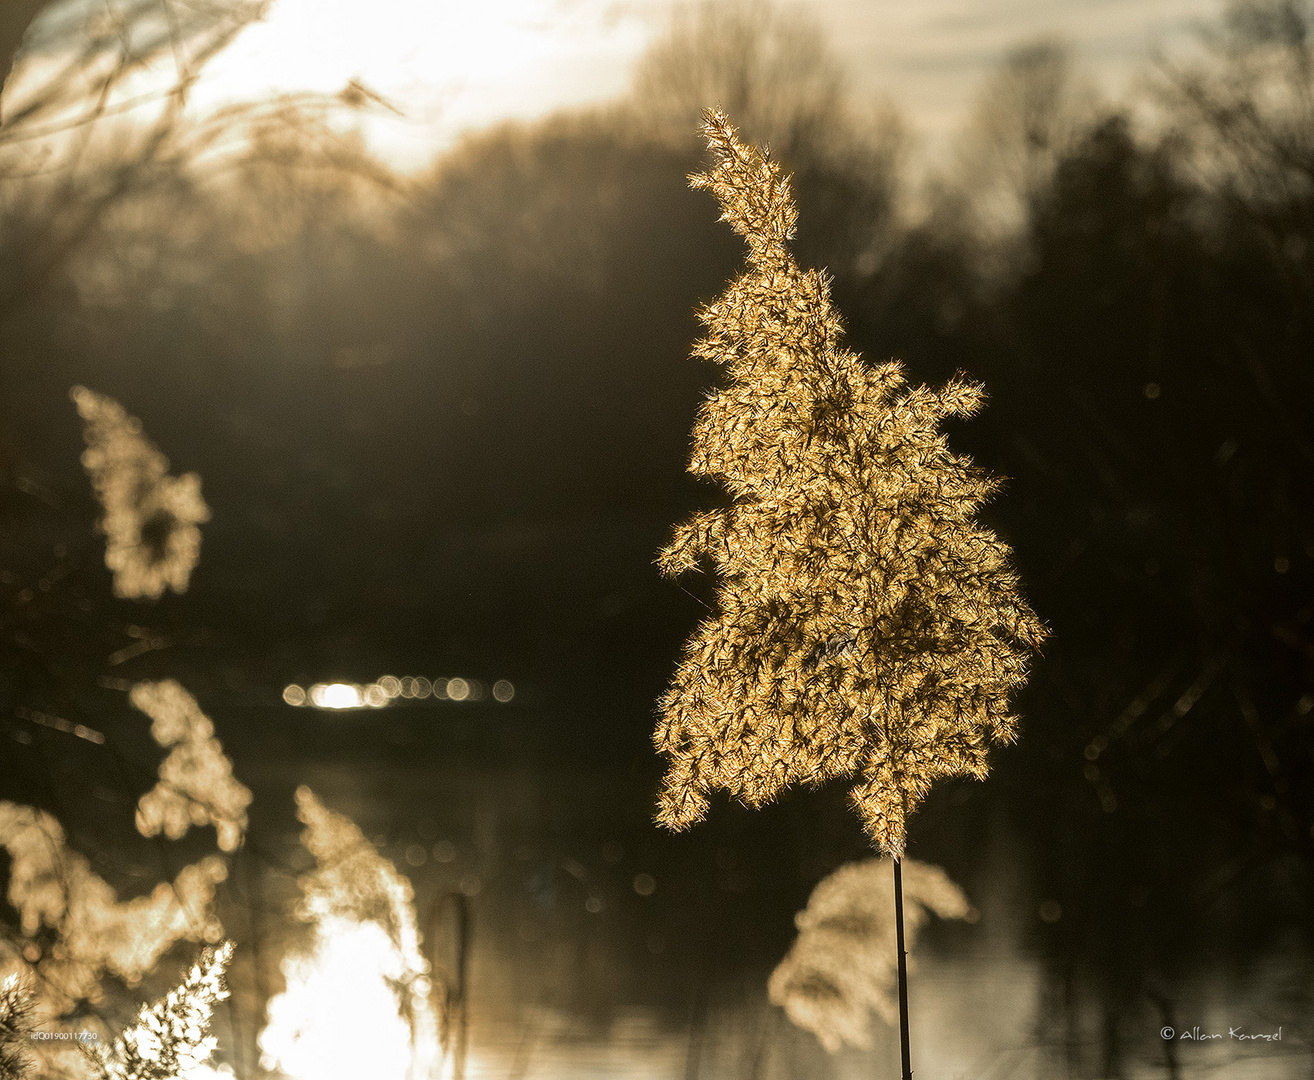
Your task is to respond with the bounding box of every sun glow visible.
[189,0,654,169]
[259,789,441,1080]
[311,682,364,710]
[260,917,425,1080]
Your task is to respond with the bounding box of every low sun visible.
[191,0,652,169]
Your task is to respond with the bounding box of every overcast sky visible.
[180,0,1230,169]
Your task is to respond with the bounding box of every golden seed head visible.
[656,110,1045,856]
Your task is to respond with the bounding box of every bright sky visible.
[180,0,1229,170]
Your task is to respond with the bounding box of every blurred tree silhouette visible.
[0,0,399,328]
[0,0,269,315]
[954,39,1098,243]
[1160,0,1314,210]
[631,0,846,157]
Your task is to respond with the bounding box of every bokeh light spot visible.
[318,683,363,709]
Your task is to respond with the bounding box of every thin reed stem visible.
[894,857,912,1080]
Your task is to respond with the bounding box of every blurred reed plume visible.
[86,941,233,1080]
[0,802,226,1016]
[130,680,252,854]
[654,109,1045,857]
[70,387,210,601]
[767,857,973,1051]
[259,787,440,1080]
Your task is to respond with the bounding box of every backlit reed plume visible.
[86,942,232,1080]
[258,787,440,1080]
[655,110,1045,856]
[130,681,252,854]
[0,973,36,1080]
[768,858,972,1051]
[0,803,226,1015]
[71,387,211,601]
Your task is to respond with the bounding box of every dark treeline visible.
[1,1,1312,1075]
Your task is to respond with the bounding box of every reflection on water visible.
[215,738,1313,1080]
[468,1011,687,1080]
[281,676,513,710]
[459,952,1309,1079]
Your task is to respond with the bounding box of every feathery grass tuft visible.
[655,109,1045,855]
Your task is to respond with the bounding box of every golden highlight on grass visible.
[131,680,252,854]
[655,109,1045,856]
[87,942,233,1080]
[0,802,226,1016]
